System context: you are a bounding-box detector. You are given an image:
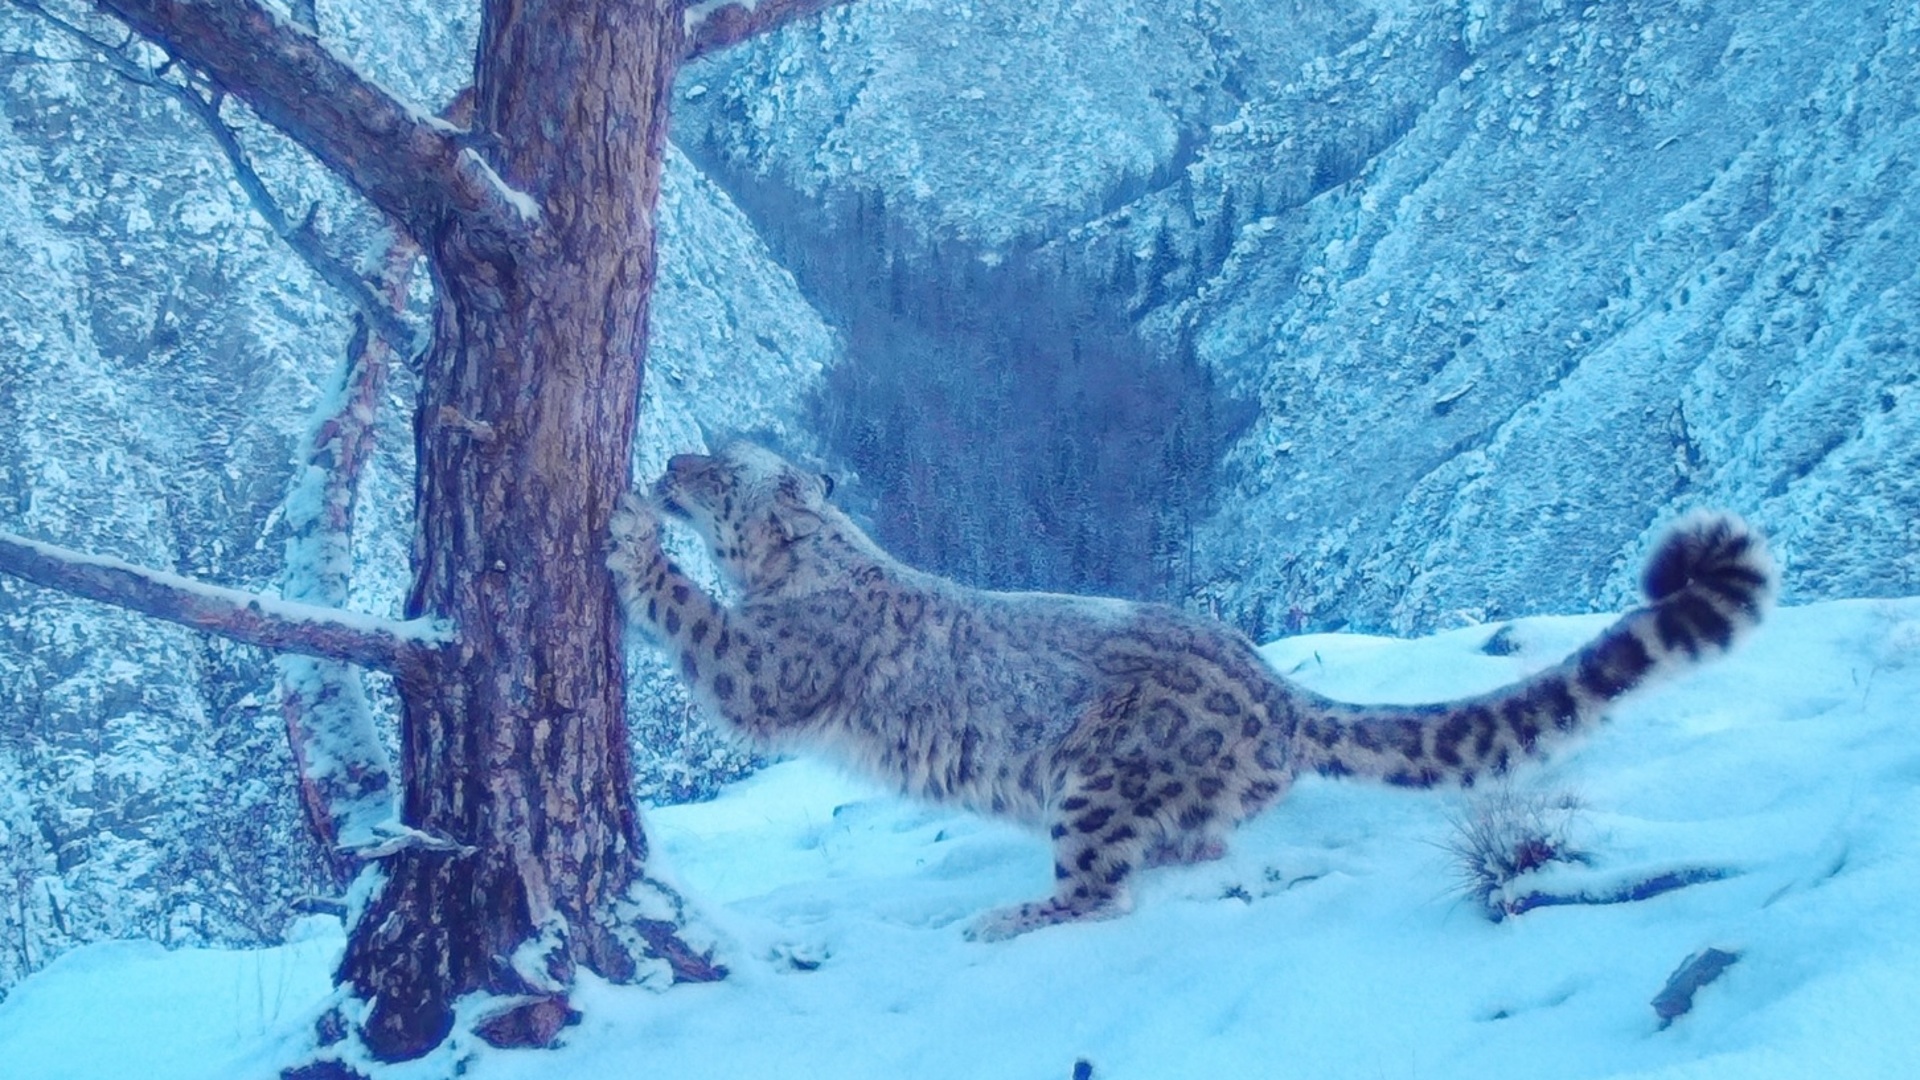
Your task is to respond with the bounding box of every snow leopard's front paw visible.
[606,491,664,588]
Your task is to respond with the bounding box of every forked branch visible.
[684,0,862,61]
[90,0,532,241]
[0,531,447,673]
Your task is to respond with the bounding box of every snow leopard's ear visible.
[819,473,836,500]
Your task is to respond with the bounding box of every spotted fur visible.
[608,446,1774,940]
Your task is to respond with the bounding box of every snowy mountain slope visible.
[680,0,1368,248]
[0,28,356,994]
[680,0,1920,639]
[3,595,1916,1079]
[1192,0,1920,635]
[0,6,838,994]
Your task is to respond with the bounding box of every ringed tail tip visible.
[1639,510,1776,656]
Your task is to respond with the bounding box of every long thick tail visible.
[1290,512,1776,788]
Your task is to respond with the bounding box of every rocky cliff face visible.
[681,0,1919,636]
[1187,0,1920,635]
[0,4,835,994]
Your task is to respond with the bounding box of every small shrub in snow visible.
[1442,784,1587,921]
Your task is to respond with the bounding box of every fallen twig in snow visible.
[1652,947,1741,1028]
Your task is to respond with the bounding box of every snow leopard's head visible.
[653,442,836,589]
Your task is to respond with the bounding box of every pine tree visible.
[0,0,863,1068]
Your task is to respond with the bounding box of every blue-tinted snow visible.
[4,598,1916,1078]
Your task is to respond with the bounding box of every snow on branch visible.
[0,530,448,673]
[348,821,477,859]
[276,239,417,870]
[684,0,861,62]
[87,0,531,242]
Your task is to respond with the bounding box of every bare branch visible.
[684,0,862,62]
[0,48,92,65]
[6,0,422,354]
[0,530,447,672]
[195,97,424,355]
[88,0,532,241]
[278,233,416,874]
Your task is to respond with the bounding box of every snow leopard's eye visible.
[819,473,836,499]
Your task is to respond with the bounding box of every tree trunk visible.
[0,0,862,1066]
[334,0,716,1060]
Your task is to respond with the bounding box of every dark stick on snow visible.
[1653,947,1741,1028]
[0,531,444,673]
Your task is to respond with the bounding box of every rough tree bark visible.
[335,0,696,1056]
[0,0,865,1066]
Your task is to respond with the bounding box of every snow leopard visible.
[606,443,1774,941]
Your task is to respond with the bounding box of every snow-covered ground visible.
[4,596,1917,1080]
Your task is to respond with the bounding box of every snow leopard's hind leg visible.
[964,756,1158,942]
[965,700,1264,941]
